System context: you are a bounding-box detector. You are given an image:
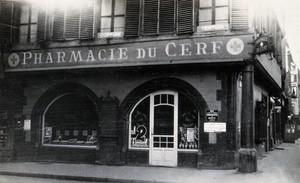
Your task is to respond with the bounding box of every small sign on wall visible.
[204,122,226,133]
[23,119,31,131]
[206,110,219,122]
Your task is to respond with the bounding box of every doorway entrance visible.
[149,91,178,167]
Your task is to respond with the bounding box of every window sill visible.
[42,144,97,149]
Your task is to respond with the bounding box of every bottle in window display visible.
[179,111,198,149]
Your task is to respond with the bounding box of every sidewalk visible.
[0,143,298,183]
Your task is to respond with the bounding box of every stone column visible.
[238,63,257,172]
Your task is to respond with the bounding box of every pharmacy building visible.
[0,0,286,172]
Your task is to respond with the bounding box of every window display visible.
[130,97,150,148]
[42,94,99,147]
[178,94,198,150]
[0,128,8,149]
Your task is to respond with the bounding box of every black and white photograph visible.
[0,0,300,182]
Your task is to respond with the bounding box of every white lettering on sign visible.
[6,36,248,70]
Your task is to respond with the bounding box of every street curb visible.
[0,171,168,183]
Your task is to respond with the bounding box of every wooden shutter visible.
[143,0,158,35]
[159,0,175,34]
[80,0,94,39]
[37,5,47,42]
[231,0,249,30]
[124,0,141,37]
[65,6,80,39]
[0,2,13,46]
[52,7,65,41]
[177,0,194,34]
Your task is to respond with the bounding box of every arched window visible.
[129,92,198,151]
[129,96,150,148]
[42,93,99,148]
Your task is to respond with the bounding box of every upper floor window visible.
[124,0,194,37]
[99,0,125,33]
[199,0,229,26]
[19,3,38,43]
[50,0,95,41]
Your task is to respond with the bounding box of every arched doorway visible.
[129,90,199,167]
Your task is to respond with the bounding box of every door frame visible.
[149,90,178,167]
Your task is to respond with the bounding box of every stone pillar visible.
[238,63,257,172]
[95,92,121,165]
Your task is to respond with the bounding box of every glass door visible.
[149,91,178,167]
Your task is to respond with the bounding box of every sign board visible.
[206,109,218,122]
[4,34,253,72]
[204,122,226,132]
[98,32,123,38]
[23,119,31,131]
[254,34,274,55]
[197,24,229,32]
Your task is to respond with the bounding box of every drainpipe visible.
[238,62,257,172]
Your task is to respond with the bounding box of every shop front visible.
[2,34,254,168]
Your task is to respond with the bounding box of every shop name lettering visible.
[14,41,225,66]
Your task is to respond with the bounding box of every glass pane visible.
[199,9,212,22]
[215,20,228,25]
[168,137,174,142]
[178,94,198,150]
[200,0,212,7]
[30,24,37,42]
[216,0,228,6]
[154,143,159,147]
[31,5,38,23]
[161,143,166,148]
[114,0,125,15]
[44,94,99,146]
[100,17,111,32]
[114,17,125,32]
[19,25,28,43]
[168,95,174,104]
[161,137,166,142]
[199,21,212,26]
[154,137,159,142]
[101,0,112,16]
[154,105,174,135]
[20,5,30,23]
[215,7,228,21]
[168,143,174,148]
[161,94,167,103]
[154,95,160,105]
[130,97,150,148]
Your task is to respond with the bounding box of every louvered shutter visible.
[124,0,141,37]
[0,2,13,46]
[80,0,94,39]
[143,0,158,35]
[65,6,80,39]
[37,5,47,42]
[52,7,65,41]
[177,0,194,34]
[159,0,175,34]
[231,0,249,30]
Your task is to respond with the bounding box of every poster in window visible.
[44,127,52,138]
[187,128,195,142]
[131,125,148,147]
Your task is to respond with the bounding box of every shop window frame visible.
[41,93,98,149]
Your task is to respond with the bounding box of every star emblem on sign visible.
[226,38,244,55]
[8,53,20,67]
